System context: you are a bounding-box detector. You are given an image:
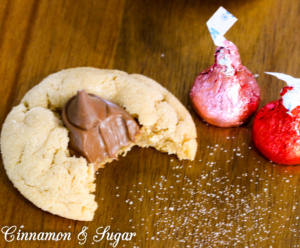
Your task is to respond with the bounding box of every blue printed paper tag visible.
[206,7,237,46]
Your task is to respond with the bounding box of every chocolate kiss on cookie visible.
[62,90,139,164]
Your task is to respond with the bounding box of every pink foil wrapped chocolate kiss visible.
[190,40,261,127]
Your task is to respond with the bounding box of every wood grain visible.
[0,0,300,247]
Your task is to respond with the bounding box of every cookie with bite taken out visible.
[1,67,197,221]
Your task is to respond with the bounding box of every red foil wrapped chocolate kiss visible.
[252,74,300,165]
[190,40,260,127]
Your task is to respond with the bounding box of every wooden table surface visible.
[0,0,299,247]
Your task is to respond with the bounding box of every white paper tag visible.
[206,7,237,46]
[265,72,300,88]
[265,72,300,115]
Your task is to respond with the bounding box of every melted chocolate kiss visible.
[62,90,139,163]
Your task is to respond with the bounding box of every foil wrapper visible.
[190,40,260,127]
[253,86,300,165]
